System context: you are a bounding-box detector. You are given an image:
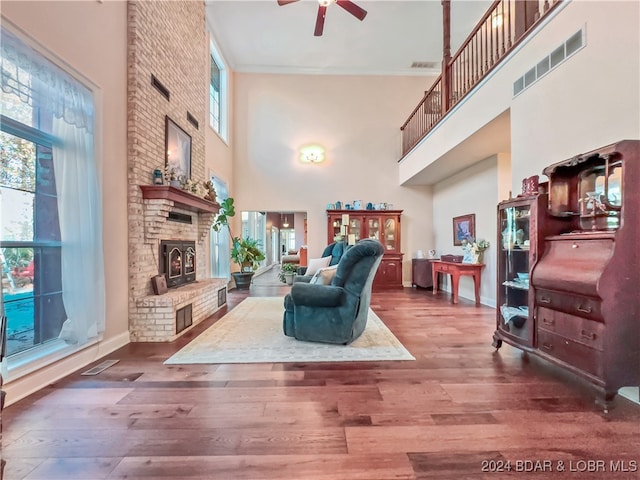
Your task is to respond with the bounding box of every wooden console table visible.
[431,261,484,304]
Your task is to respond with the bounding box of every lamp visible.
[283,214,289,228]
[299,145,325,164]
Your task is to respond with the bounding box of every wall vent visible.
[411,61,438,69]
[513,28,584,97]
[187,112,199,130]
[176,304,193,334]
[151,74,170,100]
[167,212,192,224]
[218,287,227,307]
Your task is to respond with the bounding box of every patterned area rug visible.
[164,297,414,364]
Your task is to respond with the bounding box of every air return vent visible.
[411,61,438,69]
[187,112,199,130]
[513,28,584,96]
[151,74,170,100]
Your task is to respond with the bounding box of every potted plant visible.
[212,197,265,289]
[162,165,180,187]
[278,263,298,285]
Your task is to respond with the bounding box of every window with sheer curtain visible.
[210,176,230,280]
[0,27,105,375]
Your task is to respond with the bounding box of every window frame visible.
[1,25,103,384]
[209,37,228,143]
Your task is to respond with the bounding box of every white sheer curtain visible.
[1,27,105,346]
[53,119,105,344]
[1,29,93,132]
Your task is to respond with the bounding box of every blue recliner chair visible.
[283,239,384,345]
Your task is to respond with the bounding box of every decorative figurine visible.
[203,180,217,202]
[152,168,164,185]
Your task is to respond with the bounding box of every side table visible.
[431,261,484,304]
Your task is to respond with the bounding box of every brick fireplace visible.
[126,1,227,342]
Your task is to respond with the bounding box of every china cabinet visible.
[493,193,566,348]
[493,140,639,411]
[327,210,403,288]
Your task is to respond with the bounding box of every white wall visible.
[2,1,130,404]
[400,1,640,193]
[433,156,508,306]
[232,73,434,285]
[510,0,640,188]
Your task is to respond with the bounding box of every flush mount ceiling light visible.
[299,145,325,164]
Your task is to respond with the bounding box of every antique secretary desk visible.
[493,140,639,411]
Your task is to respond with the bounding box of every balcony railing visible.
[401,0,562,158]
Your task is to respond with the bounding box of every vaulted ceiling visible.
[206,0,493,76]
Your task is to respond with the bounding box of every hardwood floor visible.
[2,286,639,479]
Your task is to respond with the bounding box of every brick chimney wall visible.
[126,0,225,341]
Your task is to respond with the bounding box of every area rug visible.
[164,297,414,364]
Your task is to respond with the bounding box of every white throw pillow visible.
[305,256,331,277]
[310,264,338,285]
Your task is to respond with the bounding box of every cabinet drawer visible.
[437,263,451,273]
[535,289,603,321]
[537,307,604,351]
[537,330,603,379]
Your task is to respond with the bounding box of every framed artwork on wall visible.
[165,116,191,180]
[452,213,475,246]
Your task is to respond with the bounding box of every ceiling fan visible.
[277,0,368,37]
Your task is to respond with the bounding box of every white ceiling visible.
[206,0,493,76]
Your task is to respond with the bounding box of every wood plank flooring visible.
[2,286,639,479]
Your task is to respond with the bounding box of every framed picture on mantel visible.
[165,116,191,180]
[453,213,475,246]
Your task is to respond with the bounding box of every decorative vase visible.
[472,252,483,264]
[231,272,254,290]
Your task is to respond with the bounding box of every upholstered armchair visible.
[283,239,384,344]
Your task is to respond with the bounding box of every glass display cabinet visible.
[327,210,403,288]
[494,197,536,348]
[493,193,567,349]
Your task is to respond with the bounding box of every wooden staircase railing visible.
[401,0,563,158]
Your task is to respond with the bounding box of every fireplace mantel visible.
[140,185,219,214]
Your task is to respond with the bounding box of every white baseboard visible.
[4,331,130,407]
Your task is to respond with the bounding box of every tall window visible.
[209,40,228,141]
[1,28,105,370]
[210,177,229,280]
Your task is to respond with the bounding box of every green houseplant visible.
[212,197,265,289]
[278,262,298,285]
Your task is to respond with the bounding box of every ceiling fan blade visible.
[314,5,327,37]
[336,0,367,21]
[277,0,299,5]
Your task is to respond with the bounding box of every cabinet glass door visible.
[367,217,380,241]
[383,218,396,251]
[349,217,362,241]
[330,216,342,241]
[498,204,532,344]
